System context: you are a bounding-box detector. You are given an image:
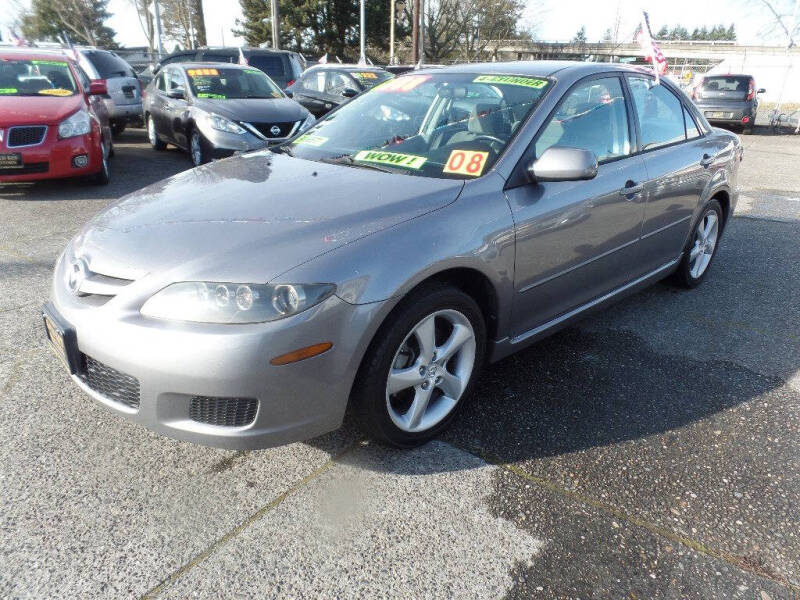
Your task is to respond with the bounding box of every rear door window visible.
[627,77,687,150]
[84,51,135,79]
[302,71,327,93]
[246,54,285,79]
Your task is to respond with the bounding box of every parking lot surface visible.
[1,127,798,598]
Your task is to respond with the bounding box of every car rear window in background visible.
[701,76,748,92]
[85,51,135,79]
[246,55,284,79]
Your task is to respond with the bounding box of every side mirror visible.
[167,87,185,100]
[529,146,598,182]
[341,87,359,98]
[757,88,766,94]
[88,80,107,96]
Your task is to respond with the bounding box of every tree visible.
[668,25,689,40]
[751,0,799,47]
[21,0,116,47]
[130,0,155,53]
[158,0,207,49]
[656,25,669,39]
[572,26,587,44]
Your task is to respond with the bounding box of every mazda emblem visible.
[66,258,89,295]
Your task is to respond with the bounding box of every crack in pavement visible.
[457,443,800,595]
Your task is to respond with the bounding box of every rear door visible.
[505,74,648,335]
[82,50,141,111]
[150,71,171,136]
[163,68,189,145]
[626,75,716,272]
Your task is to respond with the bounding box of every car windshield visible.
[286,72,551,179]
[351,70,393,89]
[0,58,78,97]
[185,67,283,99]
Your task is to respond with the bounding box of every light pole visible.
[359,0,366,64]
[152,0,164,58]
[270,0,280,49]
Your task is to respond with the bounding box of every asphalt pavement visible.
[1,127,798,599]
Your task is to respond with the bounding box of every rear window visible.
[701,76,749,92]
[85,51,135,79]
[246,55,285,79]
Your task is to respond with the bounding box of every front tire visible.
[353,284,486,447]
[91,141,110,185]
[670,200,723,288]
[190,128,211,166]
[147,115,167,151]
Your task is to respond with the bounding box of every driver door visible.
[505,75,648,337]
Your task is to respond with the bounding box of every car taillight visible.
[746,78,755,101]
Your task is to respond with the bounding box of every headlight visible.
[297,113,316,134]
[204,113,246,135]
[58,109,91,139]
[140,282,335,323]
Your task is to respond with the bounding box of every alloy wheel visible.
[688,210,719,279]
[147,117,157,146]
[385,309,476,433]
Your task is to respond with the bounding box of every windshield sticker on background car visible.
[197,92,226,99]
[354,150,427,170]
[374,75,430,93]
[0,88,18,94]
[31,60,68,67]
[38,88,73,96]
[472,75,548,89]
[187,68,219,77]
[443,150,489,177]
[355,72,378,80]
[294,134,328,147]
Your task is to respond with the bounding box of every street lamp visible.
[391,0,406,65]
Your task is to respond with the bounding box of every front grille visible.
[190,396,258,427]
[247,121,296,139]
[8,126,47,148]
[0,162,48,174]
[78,355,140,410]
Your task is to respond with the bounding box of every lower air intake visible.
[79,355,140,410]
[189,396,258,427]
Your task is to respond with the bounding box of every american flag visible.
[635,11,668,83]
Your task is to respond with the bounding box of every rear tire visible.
[669,200,723,288]
[147,114,167,151]
[352,284,486,448]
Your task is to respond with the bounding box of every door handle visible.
[700,153,715,168]
[619,181,644,197]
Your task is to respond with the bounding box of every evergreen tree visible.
[572,26,587,44]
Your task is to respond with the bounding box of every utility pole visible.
[270,0,280,49]
[419,0,424,64]
[390,0,395,64]
[411,0,420,64]
[152,0,164,58]
[359,0,366,64]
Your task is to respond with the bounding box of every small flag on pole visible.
[9,29,27,47]
[318,53,328,64]
[635,11,668,83]
[238,47,248,65]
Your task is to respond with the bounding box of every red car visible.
[0,51,112,185]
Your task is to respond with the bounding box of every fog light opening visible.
[270,342,333,366]
[72,154,89,168]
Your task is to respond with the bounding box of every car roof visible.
[170,62,252,70]
[417,60,653,79]
[0,49,76,64]
[307,64,387,72]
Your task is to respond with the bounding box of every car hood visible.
[0,94,84,127]
[191,96,308,123]
[72,151,464,284]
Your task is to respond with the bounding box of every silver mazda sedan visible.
[43,62,741,449]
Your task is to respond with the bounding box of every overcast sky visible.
[2,0,787,49]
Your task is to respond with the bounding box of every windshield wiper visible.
[319,155,402,174]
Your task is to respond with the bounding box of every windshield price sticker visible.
[197,93,226,99]
[473,75,548,89]
[31,60,68,67]
[294,134,328,147]
[354,150,427,170]
[375,75,430,93]
[188,68,219,77]
[356,72,378,79]
[443,150,489,177]
[38,88,72,96]
[0,88,18,94]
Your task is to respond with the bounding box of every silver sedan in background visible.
[44,62,741,449]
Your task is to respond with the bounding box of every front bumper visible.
[47,257,381,449]
[0,131,103,183]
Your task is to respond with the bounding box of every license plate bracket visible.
[42,303,82,375]
[0,152,23,169]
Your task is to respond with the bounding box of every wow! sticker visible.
[38,88,73,96]
[294,134,328,147]
[443,150,489,177]
[473,75,548,89]
[354,150,427,170]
